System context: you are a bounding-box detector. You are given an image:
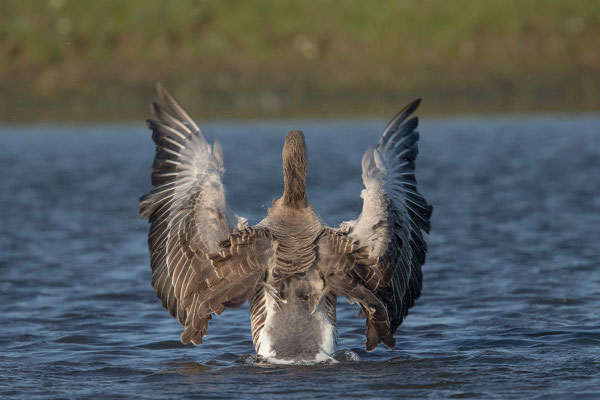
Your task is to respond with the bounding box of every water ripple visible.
[1,118,599,399]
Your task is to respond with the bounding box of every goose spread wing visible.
[320,99,432,350]
[139,84,273,345]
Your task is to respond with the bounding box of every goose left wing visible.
[139,84,274,345]
[319,99,432,351]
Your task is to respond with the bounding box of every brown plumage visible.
[282,130,308,207]
[139,84,432,360]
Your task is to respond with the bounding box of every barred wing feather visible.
[138,84,271,345]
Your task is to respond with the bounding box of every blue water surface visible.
[1,115,599,399]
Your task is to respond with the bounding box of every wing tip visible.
[156,81,166,97]
[409,97,422,112]
[155,82,176,106]
[403,98,422,118]
[379,98,422,145]
[154,82,201,133]
[396,97,422,121]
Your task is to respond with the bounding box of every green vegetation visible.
[1,0,599,121]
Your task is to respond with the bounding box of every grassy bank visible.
[1,0,599,122]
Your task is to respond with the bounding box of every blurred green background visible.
[1,0,599,122]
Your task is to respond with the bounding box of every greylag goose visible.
[139,84,432,363]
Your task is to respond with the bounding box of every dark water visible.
[1,115,599,399]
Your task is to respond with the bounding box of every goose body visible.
[139,84,432,363]
[251,201,338,362]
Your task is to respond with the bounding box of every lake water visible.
[1,115,599,399]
